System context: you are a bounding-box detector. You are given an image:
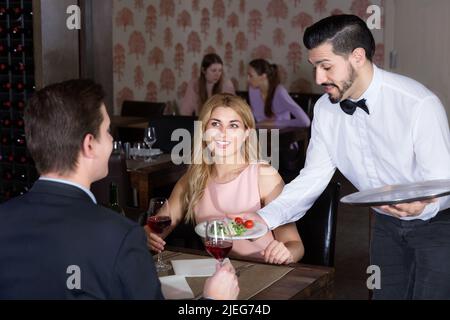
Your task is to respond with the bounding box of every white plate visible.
[194,220,269,240]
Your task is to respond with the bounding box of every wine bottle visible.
[1,100,12,109]
[13,61,33,73]
[3,169,13,181]
[9,7,23,20]
[16,154,30,164]
[6,152,14,163]
[15,81,35,92]
[11,43,25,55]
[0,62,8,73]
[15,117,24,129]
[108,182,125,216]
[1,187,13,200]
[0,6,7,19]
[0,43,7,56]
[15,134,26,147]
[12,185,28,197]
[1,82,11,91]
[1,134,10,145]
[1,116,12,127]
[0,25,7,37]
[14,168,28,182]
[10,26,32,37]
[15,100,26,111]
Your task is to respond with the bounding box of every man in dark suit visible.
[0,79,239,299]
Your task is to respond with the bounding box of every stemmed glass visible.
[143,127,157,162]
[147,197,172,272]
[204,218,233,266]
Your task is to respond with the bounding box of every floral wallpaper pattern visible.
[113,0,384,114]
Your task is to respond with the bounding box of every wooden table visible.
[127,154,187,211]
[165,246,334,300]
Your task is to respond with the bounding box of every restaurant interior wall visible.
[112,0,385,114]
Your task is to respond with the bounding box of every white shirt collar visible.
[39,177,97,204]
[348,64,382,111]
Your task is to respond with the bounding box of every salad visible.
[228,217,254,236]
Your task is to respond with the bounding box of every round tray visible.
[340,179,450,207]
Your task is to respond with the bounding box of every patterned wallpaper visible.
[112,0,384,114]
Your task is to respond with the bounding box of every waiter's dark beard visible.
[327,64,357,103]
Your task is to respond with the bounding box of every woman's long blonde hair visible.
[183,93,259,223]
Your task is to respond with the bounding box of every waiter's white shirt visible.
[259,65,450,229]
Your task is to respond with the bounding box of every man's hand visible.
[203,261,239,300]
[376,199,437,218]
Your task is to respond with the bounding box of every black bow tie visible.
[340,99,370,115]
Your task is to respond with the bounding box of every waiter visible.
[257,14,450,299]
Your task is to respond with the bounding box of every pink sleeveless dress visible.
[195,164,275,261]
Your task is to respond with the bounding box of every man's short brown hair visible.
[24,79,105,175]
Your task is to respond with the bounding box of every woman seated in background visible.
[180,53,236,116]
[248,59,311,127]
[145,94,304,265]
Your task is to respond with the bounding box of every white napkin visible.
[171,258,228,277]
[159,275,195,300]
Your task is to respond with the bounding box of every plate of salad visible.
[195,217,269,240]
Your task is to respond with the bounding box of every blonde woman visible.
[145,94,304,264]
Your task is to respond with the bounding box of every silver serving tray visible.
[340,179,450,207]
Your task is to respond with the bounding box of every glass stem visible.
[157,252,163,265]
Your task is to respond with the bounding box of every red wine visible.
[147,216,171,234]
[205,240,233,261]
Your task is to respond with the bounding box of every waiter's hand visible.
[376,199,437,218]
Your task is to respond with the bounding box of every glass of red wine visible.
[147,197,172,272]
[204,218,233,266]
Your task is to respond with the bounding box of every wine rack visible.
[0,0,36,203]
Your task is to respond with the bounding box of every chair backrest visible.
[235,90,249,104]
[148,115,197,154]
[91,153,133,207]
[289,93,322,119]
[121,100,166,118]
[296,181,340,267]
[116,127,144,143]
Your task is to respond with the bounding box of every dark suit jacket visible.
[0,180,164,299]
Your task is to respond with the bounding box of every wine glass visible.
[143,127,157,161]
[147,197,172,272]
[204,218,233,266]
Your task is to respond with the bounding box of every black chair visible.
[236,90,249,104]
[148,115,197,154]
[296,181,340,267]
[121,100,166,118]
[116,127,145,143]
[289,93,322,120]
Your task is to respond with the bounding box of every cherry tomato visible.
[234,217,244,225]
[244,220,254,229]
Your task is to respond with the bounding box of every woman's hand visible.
[260,240,294,265]
[143,225,166,252]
